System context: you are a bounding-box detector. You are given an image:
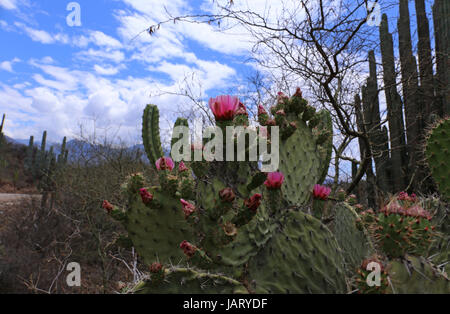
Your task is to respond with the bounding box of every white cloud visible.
[0,0,17,10]
[89,31,123,48]
[77,48,125,63]
[14,22,55,44]
[0,58,20,72]
[94,64,125,76]
[0,61,13,72]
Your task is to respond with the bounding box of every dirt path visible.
[0,193,41,211]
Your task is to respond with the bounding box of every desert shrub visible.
[0,136,152,293]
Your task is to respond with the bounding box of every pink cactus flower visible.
[178,161,188,172]
[139,188,153,204]
[276,109,286,116]
[258,104,268,116]
[235,102,248,116]
[102,200,114,213]
[312,184,331,200]
[180,199,195,218]
[264,172,285,190]
[208,95,240,121]
[180,240,197,257]
[155,157,175,171]
[398,191,409,201]
[244,193,262,212]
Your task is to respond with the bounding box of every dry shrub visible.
[0,136,152,293]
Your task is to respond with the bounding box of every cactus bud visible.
[149,262,163,273]
[139,188,153,204]
[178,161,188,172]
[180,240,197,257]
[244,193,262,212]
[219,187,235,202]
[102,200,114,214]
[293,87,303,98]
[180,199,195,218]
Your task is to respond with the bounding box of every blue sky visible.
[0,0,437,153]
[0,0,259,143]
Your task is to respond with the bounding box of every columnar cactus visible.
[379,14,407,191]
[432,0,450,116]
[415,0,438,119]
[0,113,5,148]
[398,0,422,191]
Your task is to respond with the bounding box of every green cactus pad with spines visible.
[133,267,248,294]
[333,202,374,273]
[195,176,276,268]
[425,117,450,200]
[124,189,195,265]
[387,255,449,294]
[142,105,164,168]
[279,120,322,206]
[247,210,347,293]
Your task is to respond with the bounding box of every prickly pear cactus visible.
[386,255,449,294]
[425,117,450,200]
[268,91,333,206]
[354,256,390,294]
[104,91,447,294]
[133,266,248,294]
[333,202,374,273]
[247,209,347,293]
[367,194,438,258]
